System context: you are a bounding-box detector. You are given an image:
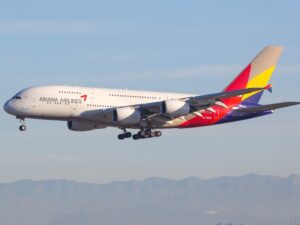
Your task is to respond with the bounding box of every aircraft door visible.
[86,89,95,106]
[30,97,37,108]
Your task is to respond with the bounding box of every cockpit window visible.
[13,96,22,100]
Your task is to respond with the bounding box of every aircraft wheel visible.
[118,134,125,140]
[19,125,26,132]
[132,134,140,140]
[155,131,162,137]
[125,132,132,138]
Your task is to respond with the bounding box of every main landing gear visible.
[18,119,27,132]
[132,130,162,140]
[118,129,162,140]
[118,129,132,140]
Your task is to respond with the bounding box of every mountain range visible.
[0,174,300,225]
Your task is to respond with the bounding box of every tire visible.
[132,134,140,140]
[19,125,26,131]
[155,131,162,137]
[118,134,125,140]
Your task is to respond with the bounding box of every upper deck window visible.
[59,90,82,95]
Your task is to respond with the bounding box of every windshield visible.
[12,93,22,100]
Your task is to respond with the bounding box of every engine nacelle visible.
[113,107,141,125]
[161,100,190,117]
[67,121,106,131]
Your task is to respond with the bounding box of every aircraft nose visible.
[3,100,9,113]
[3,100,14,115]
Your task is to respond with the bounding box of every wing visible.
[186,87,266,110]
[136,87,267,115]
[81,87,267,125]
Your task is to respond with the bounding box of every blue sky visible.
[0,0,300,183]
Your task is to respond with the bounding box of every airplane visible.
[3,46,300,140]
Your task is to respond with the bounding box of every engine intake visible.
[113,107,141,125]
[161,100,190,118]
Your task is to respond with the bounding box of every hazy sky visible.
[1,0,300,183]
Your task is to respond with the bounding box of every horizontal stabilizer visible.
[264,84,273,93]
[235,102,300,113]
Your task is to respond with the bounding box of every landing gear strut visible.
[18,119,26,132]
[118,129,132,140]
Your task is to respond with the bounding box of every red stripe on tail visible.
[223,64,251,92]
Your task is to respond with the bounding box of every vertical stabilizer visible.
[223,46,283,104]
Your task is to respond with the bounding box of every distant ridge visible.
[3,173,299,185]
[0,174,300,225]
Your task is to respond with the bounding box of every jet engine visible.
[67,121,106,131]
[161,100,190,117]
[113,107,141,124]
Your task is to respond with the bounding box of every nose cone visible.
[3,100,15,115]
[3,100,9,113]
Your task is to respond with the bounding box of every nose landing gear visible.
[18,119,27,132]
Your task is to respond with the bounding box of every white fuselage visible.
[4,85,194,129]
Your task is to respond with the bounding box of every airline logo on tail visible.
[224,46,283,105]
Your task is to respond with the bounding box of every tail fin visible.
[223,46,283,104]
